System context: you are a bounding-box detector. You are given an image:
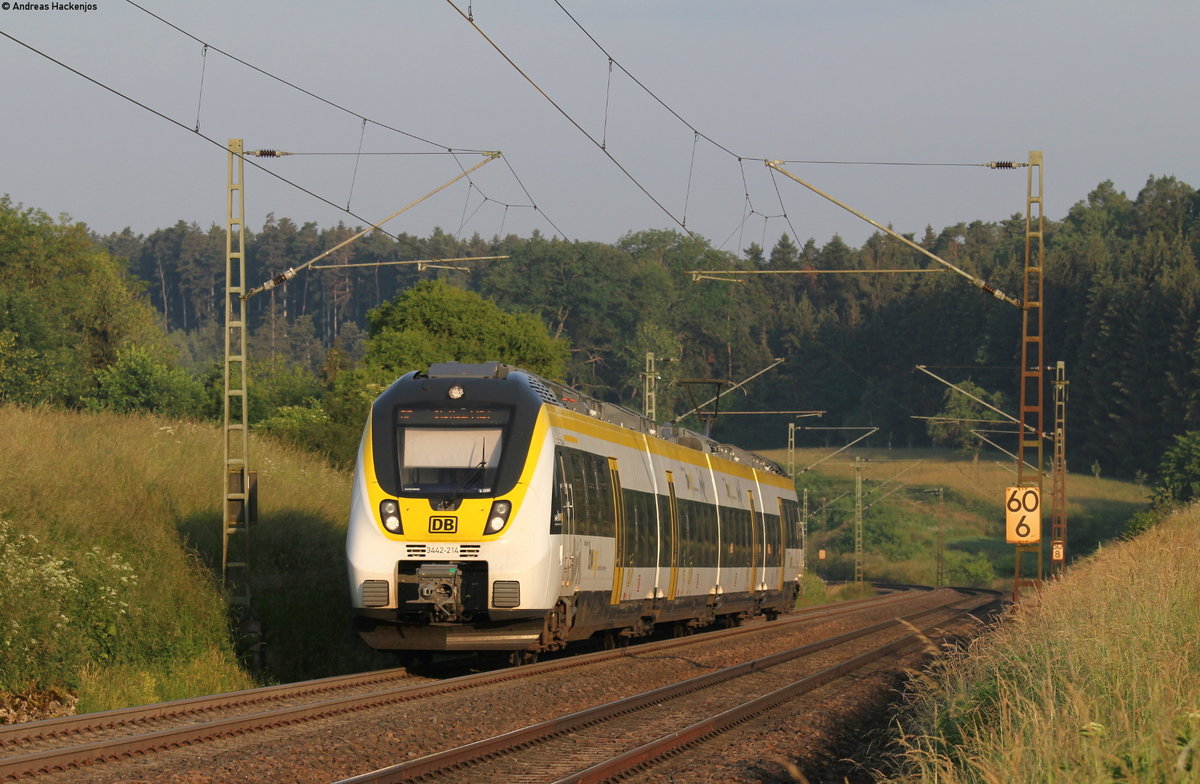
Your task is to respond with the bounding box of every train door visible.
[608,457,626,605]
[748,490,760,592]
[665,471,680,600]
[776,497,788,591]
[553,449,578,588]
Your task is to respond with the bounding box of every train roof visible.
[420,362,786,478]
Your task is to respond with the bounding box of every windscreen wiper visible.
[436,459,487,510]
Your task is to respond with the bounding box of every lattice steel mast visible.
[223,139,255,609]
[1014,151,1045,599]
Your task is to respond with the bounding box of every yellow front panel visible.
[396,498,498,540]
[363,407,550,541]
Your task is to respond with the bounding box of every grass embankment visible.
[0,405,389,716]
[890,502,1200,782]
[759,447,1148,589]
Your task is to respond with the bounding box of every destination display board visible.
[395,407,511,426]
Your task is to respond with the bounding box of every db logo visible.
[429,516,458,533]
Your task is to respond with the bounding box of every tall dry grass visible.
[890,503,1200,782]
[0,405,389,713]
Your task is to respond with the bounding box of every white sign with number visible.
[1005,486,1041,544]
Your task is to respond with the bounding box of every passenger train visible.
[346,362,804,659]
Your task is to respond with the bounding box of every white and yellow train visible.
[347,362,804,658]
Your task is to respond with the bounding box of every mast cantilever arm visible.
[794,426,878,474]
[670,358,785,424]
[243,152,502,300]
[765,160,1022,309]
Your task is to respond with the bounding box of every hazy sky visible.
[2,1,1196,254]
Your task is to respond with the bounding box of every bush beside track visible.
[0,405,392,717]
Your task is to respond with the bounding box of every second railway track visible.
[1,586,999,783]
[339,592,996,783]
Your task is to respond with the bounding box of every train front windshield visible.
[395,407,511,494]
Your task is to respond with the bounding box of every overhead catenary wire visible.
[794,426,879,475]
[193,43,208,132]
[254,151,492,156]
[274,146,554,237]
[123,0,474,152]
[347,118,368,210]
[682,132,699,228]
[243,152,502,300]
[547,5,1018,182]
[767,165,806,249]
[310,255,509,270]
[767,161,1024,308]
[602,57,614,150]
[551,0,741,160]
[544,0,1037,276]
[775,159,1025,168]
[444,0,705,245]
[447,149,569,238]
[130,0,1035,262]
[557,6,1004,176]
[118,0,568,239]
[0,28,496,250]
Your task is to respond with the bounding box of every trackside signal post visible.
[854,458,864,584]
[787,427,877,584]
[1050,361,1069,576]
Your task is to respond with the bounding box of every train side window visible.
[627,490,640,566]
[567,451,588,536]
[782,499,800,549]
[641,492,655,566]
[594,454,616,537]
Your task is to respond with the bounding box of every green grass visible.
[0,405,390,715]
[889,502,1200,782]
[0,416,1154,717]
[759,446,1149,590]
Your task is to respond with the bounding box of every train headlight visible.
[379,499,403,534]
[485,499,512,534]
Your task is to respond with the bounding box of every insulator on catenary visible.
[986,161,1019,169]
[248,149,290,158]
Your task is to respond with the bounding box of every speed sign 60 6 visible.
[1005,486,1041,544]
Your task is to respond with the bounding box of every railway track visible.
[336,590,999,783]
[0,586,991,781]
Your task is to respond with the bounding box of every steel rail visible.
[0,667,423,750]
[0,587,916,751]
[558,593,1005,783]
[0,590,932,779]
[334,598,982,783]
[556,615,965,782]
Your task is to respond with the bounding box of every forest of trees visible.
[3,175,1199,481]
